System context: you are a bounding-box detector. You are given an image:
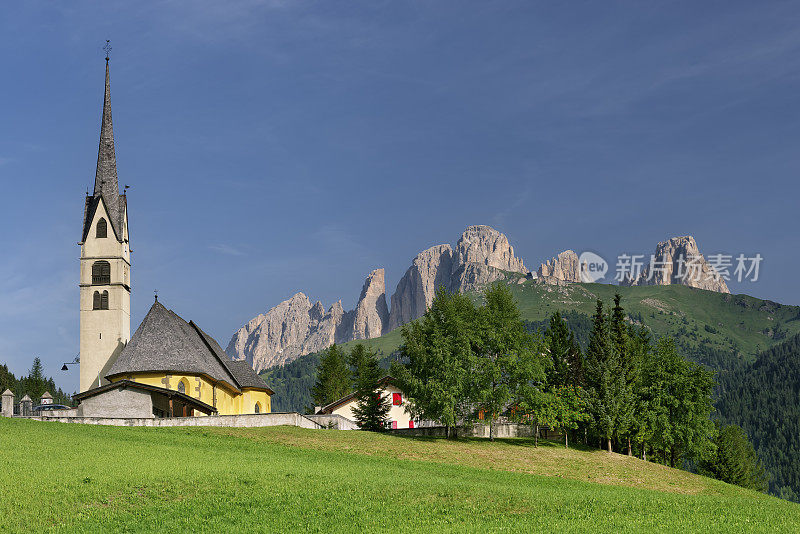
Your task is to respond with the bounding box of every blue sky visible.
[1,1,799,392]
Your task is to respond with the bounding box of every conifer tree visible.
[349,344,390,432]
[545,311,583,388]
[609,295,637,455]
[584,300,627,452]
[24,357,47,400]
[699,424,768,492]
[311,344,351,409]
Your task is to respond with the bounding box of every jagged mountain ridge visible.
[226,225,528,371]
[226,228,730,372]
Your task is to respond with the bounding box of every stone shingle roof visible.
[81,194,126,243]
[193,324,273,392]
[228,360,272,391]
[106,300,271,393]
[81,60,126,244]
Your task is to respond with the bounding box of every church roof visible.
[81,58,126,244]
[106,300,272,393]
[228,360,271,390]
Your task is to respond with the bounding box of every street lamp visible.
[61,355,80,371]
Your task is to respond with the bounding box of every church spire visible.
[94,44,119,201]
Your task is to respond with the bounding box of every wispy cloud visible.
[209,244,247,256]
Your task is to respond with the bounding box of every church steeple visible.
[78,44,131,392]
[94,53,120,203]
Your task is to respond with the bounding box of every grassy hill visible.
[1,418,796,532]
[263,282,800,412]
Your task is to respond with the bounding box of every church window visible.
[92,291,109,310]
[177,380,186,394]
[254,402,261,414]
[92,261,111,284]
[96,218,107,238]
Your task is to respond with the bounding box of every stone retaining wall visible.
[305,414,359,430]
[392,423,563,439]
[38,412,320,429]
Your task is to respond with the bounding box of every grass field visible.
[1,418,796,532]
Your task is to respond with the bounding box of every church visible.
[73,54,272,418]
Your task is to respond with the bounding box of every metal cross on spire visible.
[103,40,112,61]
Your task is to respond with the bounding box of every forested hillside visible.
[716,333,800,501]
[261,282,800,412]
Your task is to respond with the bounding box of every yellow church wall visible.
[111,373,271,415]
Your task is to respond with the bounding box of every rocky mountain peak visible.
[352,268,390,340]
[388,244,454,331]
[537,250,584,284]
[454,225,527,274]
[628,236,730,293]
[228,224,529,372]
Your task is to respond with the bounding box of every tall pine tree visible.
[311,344,351,409]
[584,300,627,452]
[349,344,390,432]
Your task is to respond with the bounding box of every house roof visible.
[73,379,216,414]
[316,376,396,414]
[106,300,272,393]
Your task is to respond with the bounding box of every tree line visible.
[387,283,765,491]
[0,357,73,406]
[312,343,391,431]
[312,282,767,492]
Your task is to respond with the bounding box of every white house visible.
[316,376,415,429]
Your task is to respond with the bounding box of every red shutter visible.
[409,420,414,429]
[392,393,402,405]
[391,421,397,429]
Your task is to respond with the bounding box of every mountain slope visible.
[716,333,800,501]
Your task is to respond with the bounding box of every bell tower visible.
[79,49,131,392]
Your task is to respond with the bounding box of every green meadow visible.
[0,418,796,532]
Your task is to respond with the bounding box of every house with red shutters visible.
[315,376,416,430]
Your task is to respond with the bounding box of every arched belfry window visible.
[92,261,111,285]
[92,290,109,310]
[96,218,107,238]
